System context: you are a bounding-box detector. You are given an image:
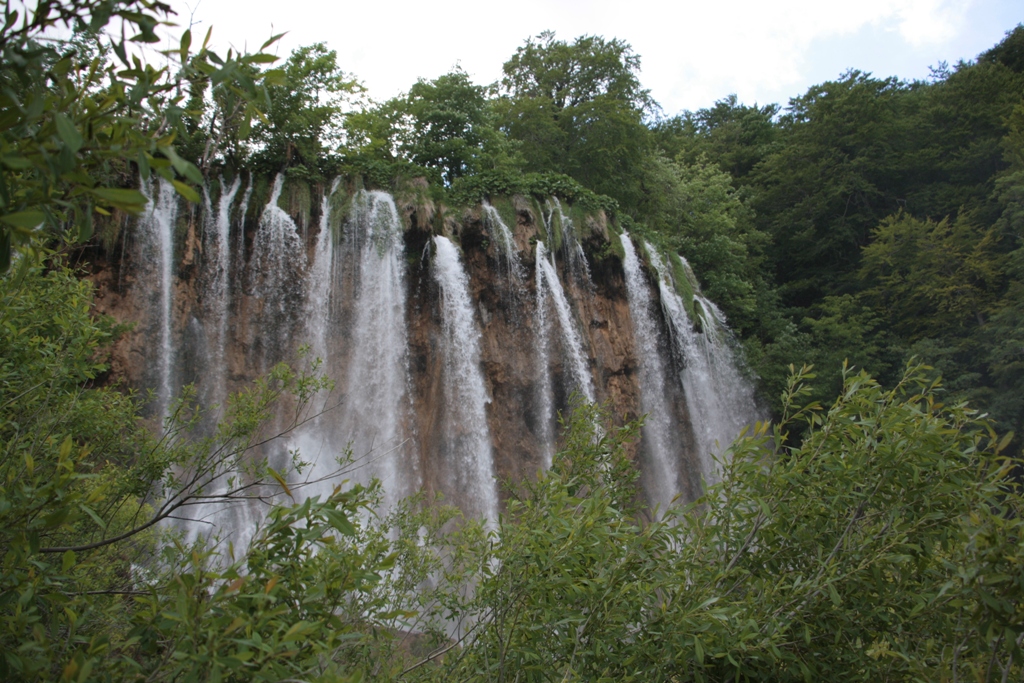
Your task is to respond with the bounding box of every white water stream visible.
[619,233,682,514]
[137,178,179,421]
[646,247,760,484]
[432,236,500,527]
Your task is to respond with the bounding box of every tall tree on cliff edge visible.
[496,31,655,212]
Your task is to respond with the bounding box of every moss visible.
[528,196,547,239]
[393,177,437,231]
[490,196,519,232]
[669,252,701,325]
[327,184,353,243]
[568,203,591,237]
[281,176,313,230]
[604,219,626,261]
[247,174,273,225]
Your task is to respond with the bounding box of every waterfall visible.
[533,248,555,467]
[619,233,683,514]
[137,178,179,421]
[536,242,595,402]
[208,176,241,408]
[647,247,759,484]
[481,200,524,283]
[300,190,417,514]
[544,197,592,286]
[249,174,308,362]
[232,178,252,290]
[431,236,500,526]
[534,241,595,466]
[305,177,341,363]
[121,177,764,540]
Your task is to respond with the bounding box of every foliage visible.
[0,255,490,682]
[661,364,1020,682]
[496,31,654,210]
[653,95,780,182]
[448,169,617,213]
[638,155,767,333]
[401,69,518,185]
[248,43,362,176]
[0,0,284,271]
[418,367,1023,682]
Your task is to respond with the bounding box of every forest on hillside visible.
[2,1,1024,681]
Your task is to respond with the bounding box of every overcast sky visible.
[164,0,1021,115]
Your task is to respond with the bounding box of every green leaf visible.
[179,29,191,63]
[827,582,842,607]
[91,188,148,212]
[2,155,32,170]
[137,151,151,180]
[171,180,200,203]
[77,209,93,242]
[182,161,203,185]
[62,550,77,572]
[1,211,44,230]
[244,53,280,64]
[260,32,287,51]
[54,113,84,154]
[261,69,287,87]
[281,620,310,642]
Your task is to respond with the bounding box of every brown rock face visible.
[88,177,720,521]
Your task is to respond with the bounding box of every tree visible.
[749,71,918,308]
[421,367,1022,682]
[344,69,519,187]
[399,68,516,185]
[0,0,284,270]
[249,42,362,175]
[497,31,655,210]
[653,95,780,183]
[1,0,288,272]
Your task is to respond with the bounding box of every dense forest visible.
[2,1,1024,681]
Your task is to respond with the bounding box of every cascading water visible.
[619,233,684,514]
[305,177,341,363]
[298,190,417,514]
[123,176,765,543]
[544,197,592,285]
[647,247,759,484]
[207,176,241,408]
[535,242,595,403]
[481,200,524,283]
[534,241,596,465]
[137,178,179,421]
[431,236,500,526]
[233,178,252,286]
[248,174,308,367]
